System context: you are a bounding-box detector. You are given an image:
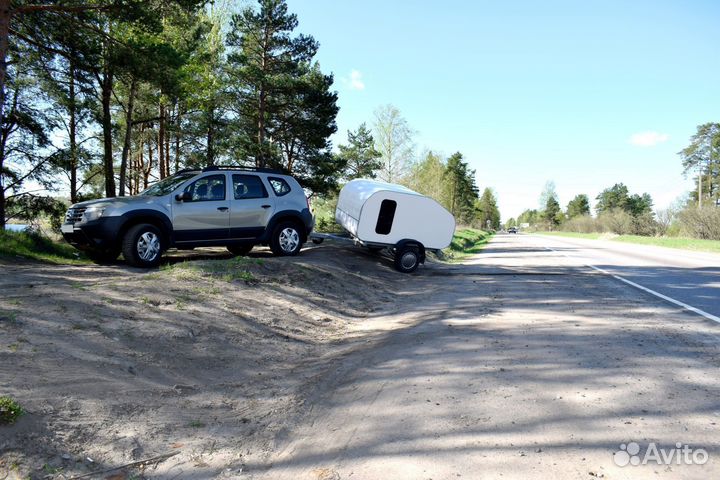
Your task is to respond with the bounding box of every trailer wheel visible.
[311,238,324,245]
[394,246,419,273]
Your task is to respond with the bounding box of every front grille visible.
[65,207,86,225]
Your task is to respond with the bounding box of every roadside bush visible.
[562,215,601,233]
[679,207,720,240]
[0,396,24,424]
[631,212,660,236]
[599,209,633,235]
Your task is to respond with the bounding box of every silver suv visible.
[61,166,314,267]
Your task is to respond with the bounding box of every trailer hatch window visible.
[375,199,397,235]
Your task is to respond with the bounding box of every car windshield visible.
[140,172,198,196]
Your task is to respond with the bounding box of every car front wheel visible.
[122,223,164,268]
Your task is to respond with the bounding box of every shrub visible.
[599,209,633,235]
[562,214,601,233]
[679,207,720,240]
[0,396,24,424]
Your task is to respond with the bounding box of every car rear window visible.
[268,177,292,197]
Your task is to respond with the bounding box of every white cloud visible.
[342,69,365,91]
[629,131,670,147]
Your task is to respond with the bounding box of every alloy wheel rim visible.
[279,228,299,253]
[137,232,160,261]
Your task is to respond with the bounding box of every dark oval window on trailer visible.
[375,199,397,235]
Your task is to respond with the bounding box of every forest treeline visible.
[510,122,720,242]
[1,0,496,231]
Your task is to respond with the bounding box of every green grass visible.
[612,235,720,253]
[536,231,720,253]
[0,396,24,424]
[162,256,261,283]
[0,230,90,264]
[444,228,494,261]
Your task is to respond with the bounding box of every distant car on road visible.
[508,227,518,234]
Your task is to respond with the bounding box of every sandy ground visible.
[2,236,720,479]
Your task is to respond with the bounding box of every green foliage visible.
[336,123,381,180]
[0,230,88,264]
[595,183,653,217]
[443,152,479,224]
[566,194,590,219]
[679,123,720,207]
[444,228,493,261]
[475,187,500,229]
[678,206,720,240]
[5,195,67,232]
[518,208,539,226]
[226,0,339,194]
[373,104,414,183]
[0,396,24,424]
[542,194,563,228]
[405,151,447,203]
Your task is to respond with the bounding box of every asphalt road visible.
[252,234,720,480]
[526,233,720,322]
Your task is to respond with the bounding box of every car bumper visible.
[61,217,124,251]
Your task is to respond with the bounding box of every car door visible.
[172,173,230,243]
[229,174,275,239]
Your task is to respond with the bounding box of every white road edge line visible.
[543,245,720,324]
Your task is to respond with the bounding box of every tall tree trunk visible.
[174,107,181,172]
[119,77,137,196]
[257,86,266,168]
[0,1,11,136]
[101,65,116,197]
[158,103,166,179]
[164,114,170,175]
[145,137,153,189]
[206,107,215,166]
[68,58,78,203]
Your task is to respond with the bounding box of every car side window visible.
[268,177,292,197]
[183,174,226,202]
[233,175,268,199]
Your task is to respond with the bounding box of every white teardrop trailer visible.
[309,179,456,273]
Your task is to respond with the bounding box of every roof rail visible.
[201,165,284,174]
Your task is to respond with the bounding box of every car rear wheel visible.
[122,223,164,268]
[270,221,302,256]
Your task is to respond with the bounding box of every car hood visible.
[69,195,163,209]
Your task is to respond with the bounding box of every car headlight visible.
[82,207,106,222]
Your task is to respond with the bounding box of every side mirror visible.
[175,192,192,202]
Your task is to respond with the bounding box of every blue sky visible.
[286,0,720,219]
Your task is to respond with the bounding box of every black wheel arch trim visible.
[263,209,313,242]
[118,210,174,246]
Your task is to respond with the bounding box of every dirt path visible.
[2,236,720,479]
[250,235,720,480]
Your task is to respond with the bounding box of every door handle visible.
[217,207,229,212]
[261,205,271,209]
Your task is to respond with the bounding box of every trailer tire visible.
[311,238,324,245]
[394,246,420,273]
